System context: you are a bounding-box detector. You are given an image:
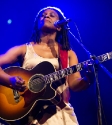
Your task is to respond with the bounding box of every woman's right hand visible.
[9,76,26,92]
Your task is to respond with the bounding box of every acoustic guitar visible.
[0,51,112,122]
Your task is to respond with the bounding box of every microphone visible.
[54,18,71,28]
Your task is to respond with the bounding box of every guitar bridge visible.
[13,89,20,103]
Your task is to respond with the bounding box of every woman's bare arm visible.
[68,50,90,91]
[0,45,26,89]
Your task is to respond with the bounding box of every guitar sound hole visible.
[28,74,45,93]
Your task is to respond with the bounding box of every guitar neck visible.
[44,51,112,84]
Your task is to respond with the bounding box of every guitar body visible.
[0,61,63,121]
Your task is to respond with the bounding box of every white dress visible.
[22,43,79,125]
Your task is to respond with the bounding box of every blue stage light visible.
[7,19,12,24]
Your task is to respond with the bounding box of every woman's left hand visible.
[83,63,95,85]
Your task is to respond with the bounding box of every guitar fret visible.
[53,72,59,82]
[45,72,58,83]
[49,74,53,83]
[44,76,48,83]
[59,70,64,77]
[97,53,109,62]
[63,68,68,76]
[57,70,62,79]
[52,73,58,82]
[75,63,82,71]
[46,75,51,84]
[49,74,53,82]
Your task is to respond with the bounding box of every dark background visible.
[0,0,112,125]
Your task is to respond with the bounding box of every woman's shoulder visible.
[8,43,27,57]
[68,49,77,58]
[12,43,26,51]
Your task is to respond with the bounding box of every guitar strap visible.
[58,45,68,69]
[58,45,68,125]
[58,45,70,103]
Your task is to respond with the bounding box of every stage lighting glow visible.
[7,19,12,24]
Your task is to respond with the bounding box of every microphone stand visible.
[68,29,112,125]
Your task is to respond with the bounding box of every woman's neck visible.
[39,31,57,46]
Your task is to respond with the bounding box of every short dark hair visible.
[30,6,71,50]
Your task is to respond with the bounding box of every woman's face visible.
[38,9,60,32]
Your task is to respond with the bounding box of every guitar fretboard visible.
[44,51,112,84]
